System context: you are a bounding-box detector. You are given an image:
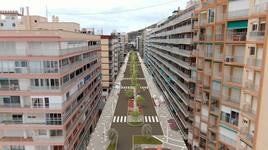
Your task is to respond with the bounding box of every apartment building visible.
[0,10,102,150]
[193,0,268,149]
[144,1,198,149]
[100,35,115,97]
[111,32,127,76]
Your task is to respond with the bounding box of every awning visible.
[227,20,248,29]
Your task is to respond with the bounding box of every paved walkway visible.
[87,53,129,150]
[138,53,187,150]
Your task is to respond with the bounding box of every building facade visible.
[193,0,268,149]
[144,1,198,149]
[100,35,115,97]
[0,10,102,150]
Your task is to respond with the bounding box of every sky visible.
[1,0,189,34]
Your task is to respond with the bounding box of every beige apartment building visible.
[193,0,268,149]
[100,35,115,97]
[0,10,102,150]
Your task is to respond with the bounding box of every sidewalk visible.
[87,53,129,150]
[138,53,187,150]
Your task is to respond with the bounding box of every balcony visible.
[250,2,268,15]
[214,52,224,61]
[247,58,262,67]
[225,55,245,65]
[244,80,259,92]
[240,127,254,146]
[211,89,221,100]
[224,75,243,85]
[248,31,265,41]
[222,95,240,108]
[228,9,249,19]
[219,134,237,148]
[215,33,224,41]
[242,104,256,118]
[227,31,247,42]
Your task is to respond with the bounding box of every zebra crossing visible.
[112,116,127,123]
[123,78,145,80]
[121,86,134,89]
[112,115,159,123]
[144,116,159,123]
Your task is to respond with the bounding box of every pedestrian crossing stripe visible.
[112,115,159,123]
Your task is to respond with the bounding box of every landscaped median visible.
[127,97,144,126]
[132,135,162,150]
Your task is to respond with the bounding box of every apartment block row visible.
[0,10,102,150]
[143,0,268,150]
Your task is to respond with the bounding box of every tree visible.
[107,128,118,144]
[130,110,140,118]
[136,95,144,106]
[141,124,152,139]
[125,89,133,98]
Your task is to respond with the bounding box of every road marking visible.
[148,116,151,122]
[113,116,116,122]
[120,116,123,122]
[145,116,148,122]
[124,116,127,122]
[116,116,120,122]
[155,116,159,122]
[152,116,155,122]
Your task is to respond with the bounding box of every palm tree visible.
[141,124,152,139]
[107,128,118,144]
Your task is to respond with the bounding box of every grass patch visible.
[106,142,116,150]
[128,121,144,126]
[133,136,162,145]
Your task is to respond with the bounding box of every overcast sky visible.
[2,0,188,34]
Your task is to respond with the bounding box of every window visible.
[12,114,22,123]
[252,23,258,31]
[63,75,69,83]
[10,145,25,150]
[249,47,255,55]
[32,98,43,107]
[53,146,64,150]
[27,115,36,118]
[44,97,49,107]
[260,22,266,31]
[46,113,62,125]
[0,22,3,26]
[12,23,16,27]
[38,129,47,135]
[50,130,63,136]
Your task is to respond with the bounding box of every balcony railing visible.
[227,32,247,42]
[242,104,256,117]
[250,2,268,15]
[222,95,240,106]
[249,31,265,41]
[215,33,224,41]
[219,134,237,148]
[244,80,259,92]
[247,58,262,67]
[224,75,243,84]
[240,127,254,145]
[225,55,245,64]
